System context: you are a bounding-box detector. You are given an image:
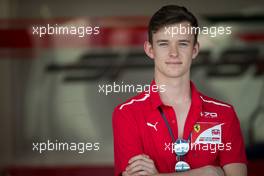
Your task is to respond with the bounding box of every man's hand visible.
[156,165,224,176]
[122,153,225,176]
[200,165,225,176]
[223,163,247,176]
[123,154,158,176]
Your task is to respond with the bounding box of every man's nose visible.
[169,45,178,57]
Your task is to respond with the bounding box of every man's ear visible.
[192,42,200,60]
[144,41,154,60]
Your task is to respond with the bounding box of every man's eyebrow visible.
[178,39,191,43]
[156,39,191,43]
[156,40,169,43]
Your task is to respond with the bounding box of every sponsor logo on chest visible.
[191,122,224,144]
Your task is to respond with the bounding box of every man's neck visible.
[155,73,191,107]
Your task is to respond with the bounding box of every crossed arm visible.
[122,154,247,176]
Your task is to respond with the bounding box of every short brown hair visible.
[148,5,199,44]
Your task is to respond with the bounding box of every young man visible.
[112,5,247,176]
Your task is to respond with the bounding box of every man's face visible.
[145,22,199,79]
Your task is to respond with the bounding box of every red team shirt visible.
[112,81,247,176]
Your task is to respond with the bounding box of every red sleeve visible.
[219,106,247,166]
[112,107,143,176]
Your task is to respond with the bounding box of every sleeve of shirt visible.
[219,106,247,167]
[112,107,143,176]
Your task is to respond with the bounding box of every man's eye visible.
[179,43,188,46]
[158,43,168,46]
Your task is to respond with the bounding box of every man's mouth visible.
[165,61,183,65]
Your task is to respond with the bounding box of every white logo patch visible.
[194,123,224,144]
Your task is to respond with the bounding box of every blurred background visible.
[0,0,263,175]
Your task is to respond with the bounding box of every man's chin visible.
[155,68,187,79]
[162,69,184,76]
[164,73,185,78]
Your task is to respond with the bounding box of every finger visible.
[126,160,155,175]
[215,167,225,176]
[127,163,152,175]
[128,154,152,164]
[128,154,149,164]
[122,171,129,176]
[127,158,154,171]
[133,170,148,176]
